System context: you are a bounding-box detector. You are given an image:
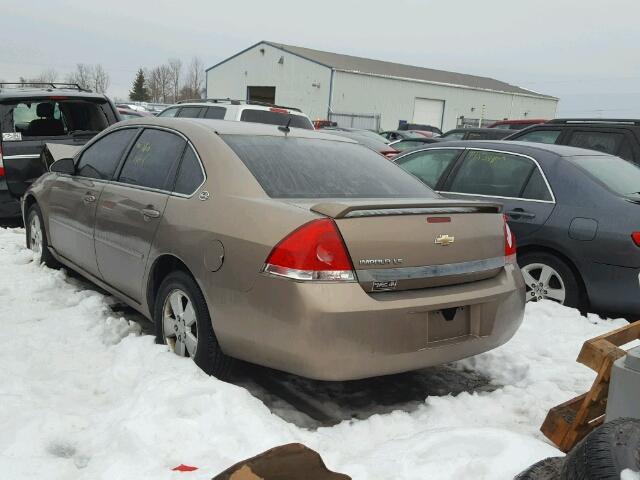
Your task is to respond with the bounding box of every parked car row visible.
[2,82,639,382]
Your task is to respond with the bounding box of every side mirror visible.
[50,158,76,175]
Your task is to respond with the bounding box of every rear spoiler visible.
[311,200,502,219]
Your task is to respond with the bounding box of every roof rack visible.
[177,98,243,105]
[0,82,92,93]
[548,118,640,126]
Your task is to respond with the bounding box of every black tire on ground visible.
[154,270,233,379]
[560,418,640,480]
[25,203,60,269]
[518,251,584,310]
[515,457,564,480]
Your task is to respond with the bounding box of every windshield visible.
[221,135,436,199]
[569,155,640,196]
[0,98,113,137]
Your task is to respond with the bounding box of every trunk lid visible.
[306,199,506,292]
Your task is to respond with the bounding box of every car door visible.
[441,149,556,241]
[93,127,186,302]
[394,148,464,189]
[47,127,138,274]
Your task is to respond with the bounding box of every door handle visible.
[141,208,160,220]
[83,193,96,204]
[506,208,536,219]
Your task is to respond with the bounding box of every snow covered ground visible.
[0,225,635,479]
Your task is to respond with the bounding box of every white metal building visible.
[206,41,558,131]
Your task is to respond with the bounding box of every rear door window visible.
[76,128,137,180]
[221,135,436,198]
[117,128,186,190]
[513,129,562,144]
[176,107,203,118]
[204,106,226,119]
[239,109,314,129]
[158,107,179,117]
[395,149,461,188]
[567,131,623,155]
[442,131,465,140]
[449,150,536,198]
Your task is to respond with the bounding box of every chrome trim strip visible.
[396,146,556,204]
[356,256,505,282]
[3,154,40,159]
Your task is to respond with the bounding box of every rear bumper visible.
[586,262,640,316]
[213,264,525,380]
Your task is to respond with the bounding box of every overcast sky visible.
[3,0,640,117]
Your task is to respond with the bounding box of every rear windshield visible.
[221,135,437,199]
[569,155,640,196]
[239,109,313,130]
[0,98,113,138]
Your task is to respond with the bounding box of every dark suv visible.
[0,83,119,218]
[505,119,640,165]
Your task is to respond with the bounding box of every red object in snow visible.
[172,464,199,472]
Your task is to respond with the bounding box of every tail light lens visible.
[504,215,517,262]
[263,218,356,281]
[632,232,640,247]
[0,144,4,177]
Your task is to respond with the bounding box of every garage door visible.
[413,98,444,129]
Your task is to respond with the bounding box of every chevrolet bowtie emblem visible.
[435,234,455,246]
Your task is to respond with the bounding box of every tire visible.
[518,251,584,310]
[515,457,564,480]
[25,204,60,269]
[560,418,640,480]
[154,270,233,379]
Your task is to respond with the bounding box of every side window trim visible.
[74,126,141,182]
[442,148,556,204]
[98,125,207,197]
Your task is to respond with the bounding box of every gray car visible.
[394,140,640,316]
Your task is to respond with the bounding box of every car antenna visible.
[278,117,292,135]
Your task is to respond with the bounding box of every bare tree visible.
[36,68,58,83]
[168,58,182,103]
[184,56,204,100]
[146,67,160,102]
[92,64,110,93]
[67,63,94,90]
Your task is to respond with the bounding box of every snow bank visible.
[0,227,630,479]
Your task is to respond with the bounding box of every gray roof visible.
[258,41,555,100]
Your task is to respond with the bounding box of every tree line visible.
[129,57,205,103]
[17,64,110,93]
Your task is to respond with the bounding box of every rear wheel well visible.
[147,255,192,317]
[23,195,37,218]
[517,245,589,306]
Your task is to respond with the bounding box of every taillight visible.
[263,218,356,282]
[270,107,289,114]
[504,215,517,262]
[0,144,4,177]
[632,232,640,247]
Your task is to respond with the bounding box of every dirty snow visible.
[0,226,632,479]
[623,470,640,480]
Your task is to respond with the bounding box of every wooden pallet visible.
[541,321,640,452]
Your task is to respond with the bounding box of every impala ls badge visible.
[435,234,455,246]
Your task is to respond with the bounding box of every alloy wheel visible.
[521,262,566,304]
[162,289,198,357]
[29,214,43,258]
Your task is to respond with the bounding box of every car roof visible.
[0,86,107,100]
[114,117,357,142]
[400,140,614,158]
[165,102,309,115]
